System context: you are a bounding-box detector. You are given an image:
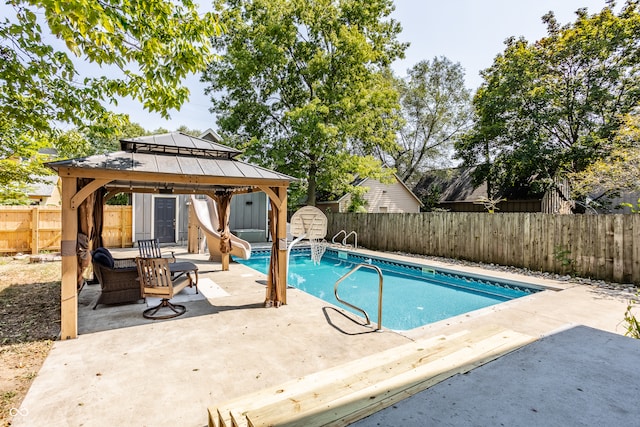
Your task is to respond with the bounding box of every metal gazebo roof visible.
[47,132,295,194]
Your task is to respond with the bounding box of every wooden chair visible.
[136,257,191,319]
[137,238,176,263]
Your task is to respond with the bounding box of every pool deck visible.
[11,245,638,426]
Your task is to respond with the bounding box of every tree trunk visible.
[307,161,318,206]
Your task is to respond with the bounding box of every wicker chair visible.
[92,248,142,309]
[136,257,191,319]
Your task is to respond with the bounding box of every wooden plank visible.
[213,332,464,427]
[245,327,535,427]
[420,214,428,256]
[602,216,612,281]
[573,214,584,277]
[554,214,564,274]
[320,330,535,427]
[633,215,640,283]
[622,215,634,283]
[613,215,624,282]
[522,213,531,269]
[474,213,482,263]
[243,328,498,425]
[408,213,418,254]
[31,207,39,254]
[544,214,554,273]
[587,215,597,278]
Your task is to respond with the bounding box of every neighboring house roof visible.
[28,175,59,197]
[200,128,223,143]
[47,132,295,193]
[415,166,551,203]
[414,167,488,203]
[317,174,422,206]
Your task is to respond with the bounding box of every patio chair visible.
[136,257,191,319]
[92,247,142,309]
[137,238,176,263]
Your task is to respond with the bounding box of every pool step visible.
[209,324,535,427]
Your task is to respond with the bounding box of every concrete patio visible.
[11,246,638,426]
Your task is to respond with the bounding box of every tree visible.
[378,57,472,187]
[202,0,407,205]
[176,125,203,137]
[1,0,222,187]
[456,1,640,200]
[571,110,640,206]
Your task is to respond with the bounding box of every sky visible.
[114,0,614,132]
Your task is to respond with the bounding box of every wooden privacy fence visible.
[0,206,133,254]
[326,212,640,284]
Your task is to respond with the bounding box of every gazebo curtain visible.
[76,179,95,289]
[92,187,105,249]
[213,192,232,255]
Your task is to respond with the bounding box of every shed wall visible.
[360,178,421,213]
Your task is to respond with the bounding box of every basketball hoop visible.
[290,206,328,264]
[309,237,327,264]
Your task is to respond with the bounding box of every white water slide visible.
[189,195,251,261]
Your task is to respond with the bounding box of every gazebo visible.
[47,132,295,339]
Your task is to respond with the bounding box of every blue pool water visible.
[238,249,541,330]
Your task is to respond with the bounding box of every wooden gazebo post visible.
[60,176,78,340]
[275,187,288,304]
[260,185,288,305]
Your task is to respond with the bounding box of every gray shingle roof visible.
[28,175,59,197]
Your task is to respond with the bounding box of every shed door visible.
[154,197,176,243]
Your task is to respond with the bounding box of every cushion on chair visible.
[92,248,114,268]
[93,247,111,257]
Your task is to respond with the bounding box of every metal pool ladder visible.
[331,230,358,248]
[334,263,383,331]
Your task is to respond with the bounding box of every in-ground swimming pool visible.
[238,248,542,330]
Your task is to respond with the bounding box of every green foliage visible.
[381,57,472,187]
[176,125,203,137]
[624,290,640,339]
[415,183,442,212]
[79,118,149,157]
[203,0,407,205]
[347,186,368,213]
[106,193,130,206]
[0,184,30,205]
[553,245,575,274]
[457,1,640,200]
[571,111,640,205]
[620,199,640,213]
[1,0,222,185]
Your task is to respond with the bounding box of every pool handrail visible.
[334,263,383,331]
[342,231,357,249]
[331,230,346,244]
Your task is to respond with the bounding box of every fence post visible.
[31,207,39,254]
[120,206,126,248]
